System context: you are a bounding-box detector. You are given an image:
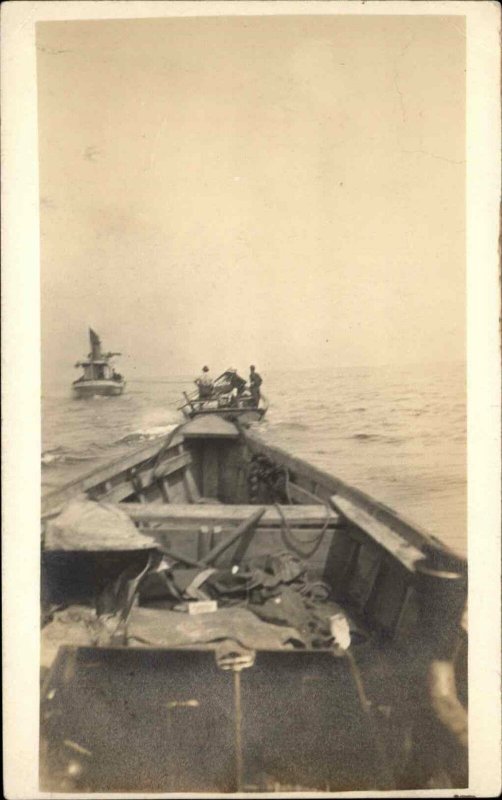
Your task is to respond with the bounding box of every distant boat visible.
[72,328,125,398]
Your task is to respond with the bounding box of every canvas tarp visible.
[44,496,157,551]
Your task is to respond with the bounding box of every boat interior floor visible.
[40,588,431,794]
[39,420,468,794]
[41,587,371,657]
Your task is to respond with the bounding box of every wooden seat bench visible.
[116,503,341,530]
[115,503,341,568]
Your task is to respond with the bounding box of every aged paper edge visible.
[1,1,501,798]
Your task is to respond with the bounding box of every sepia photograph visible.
[2,1,501,797]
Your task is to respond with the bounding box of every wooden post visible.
[201,508,266,566]
[197,525,211,561]
[202,443,219,499]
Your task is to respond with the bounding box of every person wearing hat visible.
[249,365,263,405]
[195,365,214,399]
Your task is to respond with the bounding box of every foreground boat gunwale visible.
[40,416,468,792]
[42,421,466,566]
[243,429,465,563]
[42,430,185,517]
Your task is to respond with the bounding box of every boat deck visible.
[39,415,468,793]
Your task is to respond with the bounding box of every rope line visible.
[274,500,332,559]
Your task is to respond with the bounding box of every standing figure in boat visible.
[72,328,126,398]
[195,366,214,399]
[181,365,267,422]
[249,365,263,405]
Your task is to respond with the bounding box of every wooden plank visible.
[151,527,336,567]
[345,545,382,610]
[202,444,219,498]
[287,481,324,505]
[368,566,408,634]
[183,470,201,503]
[201,508,266,565]
[393,585,418,638]
[117,503,339,527]
[154,451,192,479]
[97,481,139,504]
[163,476,189,504]
[197,526,213,561]
[41,432,184,515]
[321,531,359,593]
[217,441,245,503]
[159,479,170,503]
[332,496,425,572]
[92,452,192,504]
[149,525,338,540]
[184,441,203,497]
[181,416,239,438]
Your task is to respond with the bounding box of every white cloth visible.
[198,372,213,386]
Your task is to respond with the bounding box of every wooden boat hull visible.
[182,406,266,423]
[180,391,269,423]
[40,416,467,792]
[72,379,125,398]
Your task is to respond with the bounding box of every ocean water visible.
[42,362,466,557]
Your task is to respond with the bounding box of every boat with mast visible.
[72,328,125,398]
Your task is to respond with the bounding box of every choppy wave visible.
[348,432,404,444]
[42,449,97,466]
[42,423,180,465]
[116,424,180,444]
[271,421,310,431]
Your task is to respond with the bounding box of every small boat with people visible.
[179,365,268,422]
[72,329,125,399]
[40,410,467,793]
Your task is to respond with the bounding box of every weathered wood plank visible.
[41,432,184,515]
[118,503,339,527]
[154,451,192,479]
[287,481,324,505]
[342,544,381,610]
[151,527,336,567]
[159,479,171,503]
[90,451,192,505]
[183,469,201,503]
[201,508,266,565]
[181,416,239,438]
[332,496,425,572]
[163,475,189,504]
[147,525,336,539]
[202,444,219,499]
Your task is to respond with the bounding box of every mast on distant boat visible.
[89,327,102,362]
[72,329,125,397]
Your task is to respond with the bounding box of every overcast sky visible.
[37,14,465,383]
